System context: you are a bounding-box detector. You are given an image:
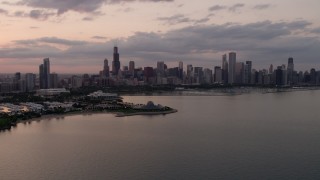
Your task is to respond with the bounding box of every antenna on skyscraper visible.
[113,39,119,47]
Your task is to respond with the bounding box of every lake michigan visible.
[1,90,320,180]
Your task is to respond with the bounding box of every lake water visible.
[1,90,320,180]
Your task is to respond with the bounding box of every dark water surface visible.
[1,90,320,180]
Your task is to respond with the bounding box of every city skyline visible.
[0,0,320,73]
[2,46,320,94]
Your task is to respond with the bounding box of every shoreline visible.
[4,109,178,129]
[115,109,178,117]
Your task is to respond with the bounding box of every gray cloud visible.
[157,14,210,25]
[254,4,272,10]
[157,14,192,25]
[208,4,245,13]
[29,9,55,20]
[14,37,87,46]
[209,5,227,11]
[18,0,174,15]
[92,36,108,40]
[1,20,319,70]
[0,8,8,15]
[82,17,94,21]
[229,3,245,12]
[311,27,320,34]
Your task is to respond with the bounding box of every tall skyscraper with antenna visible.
[112,47,120,76]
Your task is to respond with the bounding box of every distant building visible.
[269,64,274,74]
[39,58,50,89]
[103,59,110,77]
[287,57,294,84]
[129,61,135,77]
[244,61,252,84]
[222,54,228,84]
[214,66,222,83]
[26,73,36,92]
[50,73,59,88]
[112,47,120,76]
[203,68,213,84]
[228,52,236,84]
[157,61,165,77]
[178,61,183,80]
[71,76,82,89]
[235,62,244,84]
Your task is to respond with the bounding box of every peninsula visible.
[0,90,177,131]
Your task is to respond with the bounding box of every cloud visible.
[229,3,245,12]
[157,14,211,25]
[29,10,55,20]
[310,27,320,34]
[0,8,8,15]
[209,5,227,11]
[208,4,245,13]
[157,14,192,25]
[82,17,94,21]
[14,37,87,46]
[1,20,319,70]
[18,0,174,15]
[92,36,108,40]
[253,4,272,10]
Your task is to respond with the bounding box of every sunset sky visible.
[0,0,320,73]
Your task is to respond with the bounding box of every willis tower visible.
[112,47,120,76]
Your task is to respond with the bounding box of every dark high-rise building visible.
[244,61,252,84]
[178,61,183,80]
[275,66,284,86]
[310,68,317,84]
[103,59,110,77]
[287,57,294,84]
[26,73,35,92]
[228,52,236,84]
[43,58,50,89]
[50,73,59,88]
[15,72,21,81]
[112,47,120,76]
[39,64,44,89]
[39,58,50,89]
[214,66,222,83]
[269,64,274,74]
[129,61,135,76]
[222,54,228,84]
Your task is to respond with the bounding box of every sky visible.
[0,0,320,73]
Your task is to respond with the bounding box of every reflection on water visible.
[1,90,320,180]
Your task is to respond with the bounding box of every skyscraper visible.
[43,58,50,89]
[244,61,252,84]
[287,57,294,84]
[39,64,44,89]
[103,59,110,77]
[228,52,236,84]
[178,61,183,80]
[39,58,50,89]
[129,61,135,77]
[25,73,35,92]
[269,64,274,74]
[112,47,120,76]
[157,61,165,77]
[50,73,58,88]
[214,66,222,83]
[222,54,228,84]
